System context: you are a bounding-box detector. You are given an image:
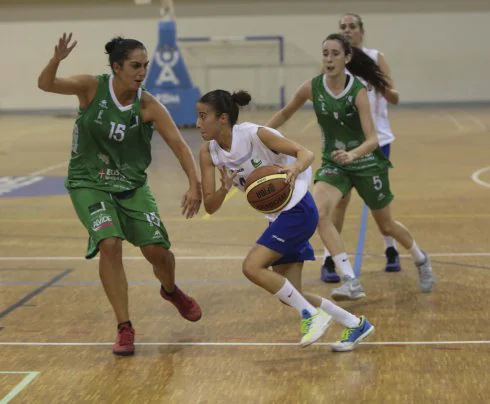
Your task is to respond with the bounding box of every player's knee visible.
[242,260,260,283]
[378,220,394,236]
[141,244,172,267]
[99,238,122,259]
[317,203,335,221]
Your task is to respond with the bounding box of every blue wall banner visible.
[145,20,201,126]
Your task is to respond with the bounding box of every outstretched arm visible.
[142,93,202,218]
[266,80,312,129]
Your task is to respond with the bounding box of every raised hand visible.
[53,33,78,63]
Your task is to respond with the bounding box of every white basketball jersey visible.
[361,47,395,147]
[208,122,311,222]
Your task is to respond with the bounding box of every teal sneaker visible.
[331,316,375,352]
[299,308,333,347]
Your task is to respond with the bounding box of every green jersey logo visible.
[251,158,262,168]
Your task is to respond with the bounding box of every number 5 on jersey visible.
[109,122,126,142]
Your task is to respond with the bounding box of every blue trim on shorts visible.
[380,144,391,158]
[257,192,318,265]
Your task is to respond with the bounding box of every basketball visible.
[244,165,292,213]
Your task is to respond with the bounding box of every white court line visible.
[1,161,68,197]
[1,252,490,261]
[461,112,487,132]
[440,111,467,132]
[300,117,318,133]
[0,371,39,404]
[27,161,67,177]
[0,341,487,347]
[471,166,490,189]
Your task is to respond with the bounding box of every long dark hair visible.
[199,89,251,126]
[324,33,389,94]
[104,37,146,73]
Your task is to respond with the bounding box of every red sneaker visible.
[113,323,135,356]
[160,286,202,322]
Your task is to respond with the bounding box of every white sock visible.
[409,241,425,264]
[274,279,317,317]
[320,298,360,328]
[323,247,331,263]
[383,236,397,250]
[332,253,356,279]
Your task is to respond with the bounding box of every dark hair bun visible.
[105,36,124,54]
[231,90,251,107]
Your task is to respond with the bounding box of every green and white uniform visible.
[66,74,170,258]
[312,72,394,209]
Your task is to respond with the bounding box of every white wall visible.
[1,7,489,110]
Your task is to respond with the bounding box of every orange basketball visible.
[244,165,292,213]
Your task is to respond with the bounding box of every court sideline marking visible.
[0,341,487,347]
[0,269,73,319]
[1,252,489,261]
[0,371,40,404]
[471,165,490,189]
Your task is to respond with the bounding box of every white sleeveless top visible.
[208,122,311,222]
[360,47,395,147]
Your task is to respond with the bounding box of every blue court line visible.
[0,279,325,287]
[0,268,65,271]
[0,269,72,320]
[353,204,369,278]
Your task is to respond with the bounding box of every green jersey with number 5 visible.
[311,72,391,174]
[65,74,154,192]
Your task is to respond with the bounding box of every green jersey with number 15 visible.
[65,74,154,192]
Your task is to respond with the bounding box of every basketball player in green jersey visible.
[267,33,434,300]
[38,33,202,356]
[320,13,402,283]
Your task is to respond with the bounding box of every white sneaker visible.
[331,276,366,301]
[416,251,435,292]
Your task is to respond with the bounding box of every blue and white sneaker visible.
[331,316,375,352]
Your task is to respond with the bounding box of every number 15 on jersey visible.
[109,122,126,142]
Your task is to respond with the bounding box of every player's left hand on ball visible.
[275,164,299,185]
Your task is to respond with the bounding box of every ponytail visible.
[347,47,389,94]
[199,89,251,126]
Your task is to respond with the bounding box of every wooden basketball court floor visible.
[0,107,489,403]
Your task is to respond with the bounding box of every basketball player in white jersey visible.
[197,89,375,351]
[321,13,402,283]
